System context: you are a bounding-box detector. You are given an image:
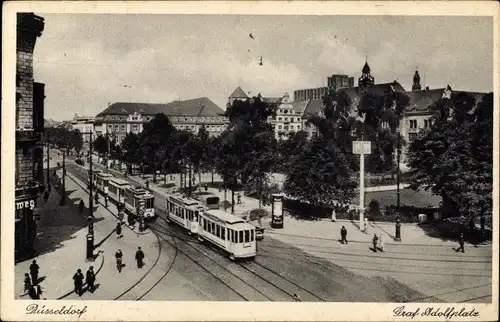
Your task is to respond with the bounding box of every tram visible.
[123,186,156,219]
[198,209,257,260]
[165,194,204,235]
[108,177,131,206]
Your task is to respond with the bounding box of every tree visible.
[283,137,357,208]
[121,132,140,174]
[93,135,108,157]
[138,113,176,181]
[219,96,279,211]
[407,92,493,219]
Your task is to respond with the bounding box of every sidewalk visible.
[14,169,160,300]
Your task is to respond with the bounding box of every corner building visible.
[15,13,46,259]
[94,97,229,141]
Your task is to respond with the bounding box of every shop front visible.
[15,192,39,260]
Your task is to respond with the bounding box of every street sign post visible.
[353,141,371,232]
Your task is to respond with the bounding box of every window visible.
[284,117,288,122]
[245,230,250,243]
[290,125,294,130]
[221,228,225,240]
[278,125,282,129]
[297,125,301,130]
[108,125,113,130]
[409,120,417,129]
[120,124,126,131]
[278,117,282,121]
[239,231,243,244]
[251,230,254,242]
[409,133,418,141]
[114,125,119,131]
[424,120,429,128]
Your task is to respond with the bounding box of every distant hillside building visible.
[294,74,354,102]
[71,114,94,142]
[94,97,228,142]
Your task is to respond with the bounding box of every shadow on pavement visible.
[416,221,492,245]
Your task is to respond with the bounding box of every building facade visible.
[94,97,228,142]
[267,93,308,140]
[294,74,355,102]
[70,114,94,142]
[15,13,45,259]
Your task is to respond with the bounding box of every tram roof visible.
[204,210,248,225]
[96,172,113,178]
[109,177,129,186]
[168,194,200,206]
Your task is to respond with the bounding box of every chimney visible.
[425,86,430,90]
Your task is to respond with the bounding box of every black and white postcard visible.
[1,1,498,321]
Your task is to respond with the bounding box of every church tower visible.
[412,70,422,91]
[358,61,375,96]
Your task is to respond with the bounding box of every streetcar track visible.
[153,215,272,300]
[409,283,492,302]
[67,164,178,301]
[150,224,250,301]
[239,261,327,302]
[458,294,492,303]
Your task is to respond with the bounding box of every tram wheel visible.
[229,253,235,261]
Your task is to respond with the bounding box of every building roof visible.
[229,86,249,99]
[96,97,224,118]
[290,101,308,114]
[405,88,487,113]
[302,99,323,118]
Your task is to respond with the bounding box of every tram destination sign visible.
[352,141,371,155]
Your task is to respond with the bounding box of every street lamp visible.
[83,131,95,260]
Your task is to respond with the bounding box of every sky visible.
[32,14,494,121]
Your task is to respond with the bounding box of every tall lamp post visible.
[84,131,95,260]
[395,130,402,242]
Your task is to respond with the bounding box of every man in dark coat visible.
[29,260,39,285]
[73,268,84,296]
[340,226,348,244]
[23,273,32,295]
[116,222,122,238]
[135,247,145,269]
[86,266,96,293]
[372,234,379,252]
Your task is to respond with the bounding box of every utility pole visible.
[395,130,402,242]
[60,149,66,206]
[353,137,371,232]
[86,131,95,260]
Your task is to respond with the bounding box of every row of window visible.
[167,200,199,221]
[276,116,301,122]
[201,218,255,243]
[277,124,301,130]
[408,119,432,129]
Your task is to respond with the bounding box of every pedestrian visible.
[237,194,242,205]
[372,233,379,252]
[340,226,348,244]
[135,247,145,269]
[116,222,122,238]
[94,192,99,203]
[86,266,96,293]
[23,273,32,295]
[73,268,84,296]
[118,209,125,224]
[79,199,85,214]
[364,217,369,233]
[104,195,109,207]
[331,208,336,222]
[480,215,486,235]
[29,260,39,285]
[456,233,465,253]
[115,249,124,273]
[293,293,301,302]
[379,233,385,252]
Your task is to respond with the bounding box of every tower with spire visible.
[358,60,375,96]
[412,69,422,91]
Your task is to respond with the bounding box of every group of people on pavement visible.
[115,247,145,273]
[22,260,42,299]
[337,225,387,252]
[73,266,96,296]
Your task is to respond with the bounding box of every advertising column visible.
[271,193,284,229]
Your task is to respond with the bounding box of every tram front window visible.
[145,198,154,209]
